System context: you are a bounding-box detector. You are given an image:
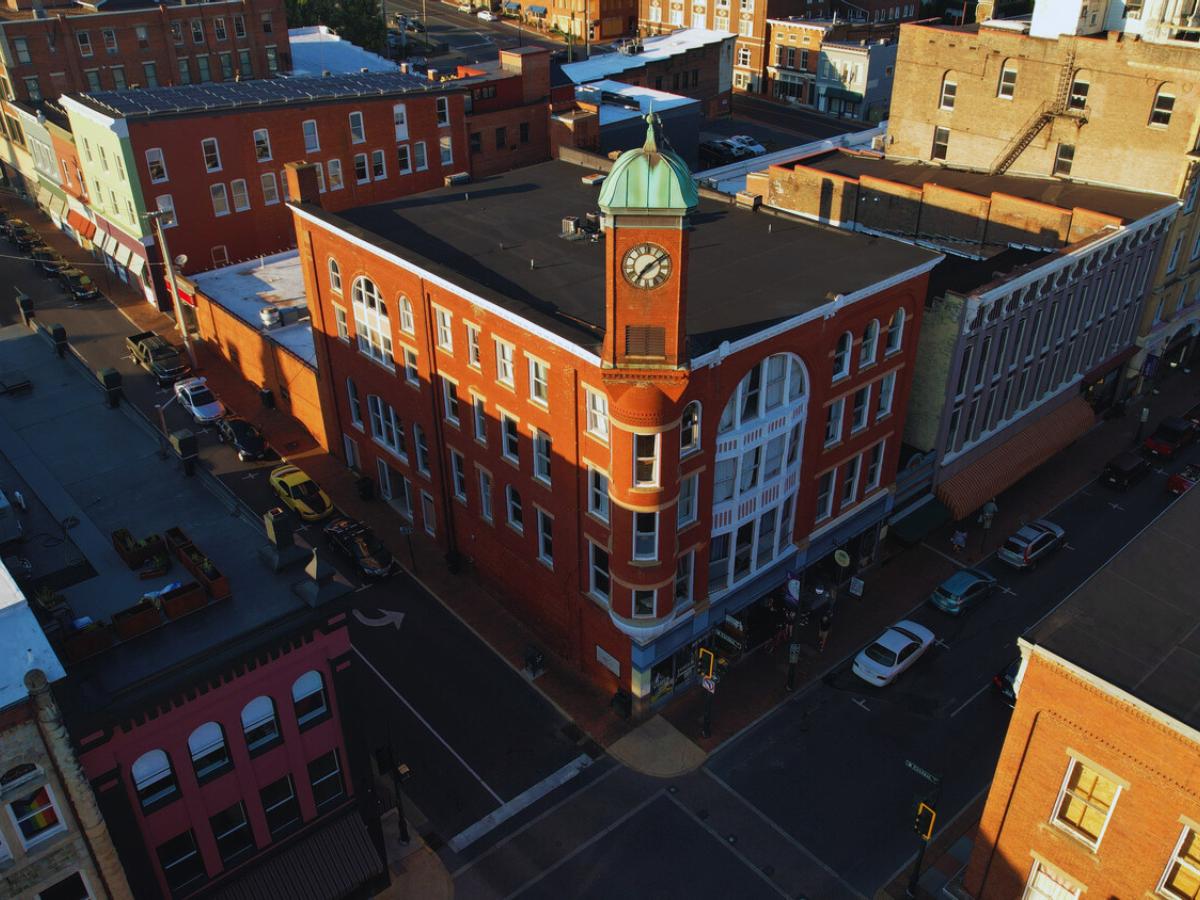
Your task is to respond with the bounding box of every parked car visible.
[1100,451,1151,490]
[727,134,767,155]
[8,220,39,250]
[1143,415,1198,459]
[928,568,997,614]
[174,377,226,423]
[126,331,189,386]
[30,247,66,275]
[269,465,333,521]
[457,1,473,11]
[853,620,935,686]
[699,139,754,167]
[997,519,1066,570]
[1168,462,1200,496]
[477,8,497,19]
[57,268,100,301]
[323,516,396,578]
[992,658,1021,706]
[406,17,426,30]
[216,417,267,461]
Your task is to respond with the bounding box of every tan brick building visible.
[885,6,1200,394]
[963,475,1200,899]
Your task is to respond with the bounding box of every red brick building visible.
[0,0,290,104]
[962,484,1200,899]
[284,126,938,709]
[60,73,468,303]
[455,47,554,179]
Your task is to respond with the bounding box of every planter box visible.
[179,547,230,601]
[161,582,207,620]
[113,602,162,641]
[112,529,167,570]
[165,526,193,558]
[60,624,113,663]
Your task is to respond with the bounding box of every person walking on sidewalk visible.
[951,528,967,555]
[817,609,833,653]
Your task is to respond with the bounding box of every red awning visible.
[66,210,96,240]
[935,396,1096,520]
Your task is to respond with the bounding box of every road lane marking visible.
[352,644,504,803]
[950,681,994,717]
[934,638,952,650]
[449,763,620,879]
[998,585,1017,596]
[852,697,872,713]
[1108,502,1125,511]
[701,769,869,900]
[448,753,593,852]
[500,790,666,900]
[663,792,792,899]
[919,541,969,568]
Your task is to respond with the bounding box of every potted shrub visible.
[161,581,207,620]
[112,598,162,640]
[139,553,171,580]
[111,528,138,566]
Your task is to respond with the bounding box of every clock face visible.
[621,242,673,290]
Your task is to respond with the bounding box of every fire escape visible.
[990,49,1081,176]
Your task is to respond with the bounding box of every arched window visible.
[398,294,415,335]
[1150,85,1175,127]
[997,59,1018,99]
[832,331,853,380]
[680,401,701,455]
[939,72,957,110]
[886,308,906,355]
[292,670,328,727]
[860,319,880,367]
[351,277,393,367]
[241,696,280,753]
[188,722,230,781]
[719,353,808,435]
[328,257,342,294]
[131,749,178,809]
[0,763,40,792]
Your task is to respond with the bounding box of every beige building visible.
[0,565,131,900]
[884,1,1200,391]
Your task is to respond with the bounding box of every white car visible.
[728,134,766,155]
[852,620,935,687]
[476,8,497,19]
[174,377,225,424]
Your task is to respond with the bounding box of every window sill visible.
[247,736,284,759]
[194,762,235,787]
[630,557,659,567]
[823,440,842,451]
[297,709,332,734]
[500,455,521,471]
[586,511,611,528]
[537,556,554,571]
[444,418,461,430]
[585,431,610,446]
[417,468,432,481]
[529,398,549,412]
[454,494,468,506]
[533,475,552,490]
[404,379,421,391]
[506,522,524,536]
[1045,818,1103,853]
[139,790,183,817]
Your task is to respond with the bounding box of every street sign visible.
[906,759,941,785]
[834,549,851,568]
[697,647,716,679]
[397,524,414,536]
[914,802,936,841]
[702,676,716,693]
[849,577,865,598]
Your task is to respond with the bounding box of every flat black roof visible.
[802,151,1175,223]
[1030,484,1200,732]
[925,246,1050,300]
[72,72,455,119]
[310,159,940,356]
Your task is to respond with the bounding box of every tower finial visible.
[642,106,658,154]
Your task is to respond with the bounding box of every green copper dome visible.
[598,114,698,215]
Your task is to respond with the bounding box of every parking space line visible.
[950,681,994,718]
[448,753,593,852]
[352,645,504,804]
[500,789,666,900]
[701,768,869,900]
[662,791,792,900]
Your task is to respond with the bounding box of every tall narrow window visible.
[450,450,467,500]
[466,323,481,367]
[506,485,523,531]
[442,377,460,424]
[146,148,168,183]
[939,74,956,110]
[586,390,609,440]
[435,308,453,351]
[1068,78,1089,111]
[253,128,272,161]
[201,138,221,172]
[537,509,553,566]
[824,397,844,446]
[472,396,487,444]
[886,308,906,354]
[436,95,450,126]
[590,542,610,600]
[302,120,319,153]
[501,413,520,463]
[816,469,835,521]
[832,331,852,379]
[533,431,551,483]
[633,433,659,486]
[478,469,493,521]
[528,358,549,405]
[230,179,249,212]
[1150,88,1175,126]
[132,750,178,809]
[328,258,342,294]
[393,102,409,140]
[633,511,658,561]
[349,110,365,143]
[997,62,1017,99]
[588,468,609,521]
[680,401,701,454]
[260,172,279,205]
[1053,143,1075,177]
[495,340,515,386]
[241,696,280,752]
[860,320,879,366]
[931,126,950,161]
[678,473,698,528]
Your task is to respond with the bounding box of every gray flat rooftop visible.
[0,326,341,722]
[70,71,452,119]
[314,159,940,356]
[800,151,1175,223]
[1030,482,1200,732]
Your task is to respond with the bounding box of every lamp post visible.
[144,209,197,371]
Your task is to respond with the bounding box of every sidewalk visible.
[8,193,1200,765]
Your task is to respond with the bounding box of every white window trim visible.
[587,465,610,523]
[632,432,661,488]
[500,410,520,465]
[536,507,553,568]
[678,472,699,528]
[1156,826,1200,899]
[527,354,550,406]
[7,782,66,849]
[505,484,524,533]
[1050,757,1121,851]
[465,322,482,369]
[585,387,610,442]
[201,137,222,173]
[632,510,659,561]
[532,428,552,485]
[588,540,610,602]
[824,397,844,447]
[434,306,454,352]
[495,338,516,387]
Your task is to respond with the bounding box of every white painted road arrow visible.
[353,608,406,630]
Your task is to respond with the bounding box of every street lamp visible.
[144,209,197,371]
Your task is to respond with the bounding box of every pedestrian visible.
[817,609,833,652]
[951,528,967,555]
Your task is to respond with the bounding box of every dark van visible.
[1100,451,1150,490]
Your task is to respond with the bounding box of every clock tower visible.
[598,114,699,371]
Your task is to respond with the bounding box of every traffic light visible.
[697,647,716,679]
[914,802,936,841]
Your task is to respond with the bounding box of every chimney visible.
[284,161,322,206]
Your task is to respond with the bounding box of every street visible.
[383,0,563,68]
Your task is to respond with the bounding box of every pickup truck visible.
[126,331,189,386]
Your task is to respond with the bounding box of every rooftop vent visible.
[581,173,606,187]
[259,307,282,329]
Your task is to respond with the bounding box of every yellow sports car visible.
[269,465,333,521]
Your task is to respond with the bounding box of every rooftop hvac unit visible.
[561,216,580,236]
[444,171,471,186]
[870,134,886,151]
[259,307,282,329]
[584,211,601,231]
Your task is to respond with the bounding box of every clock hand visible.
[635,252,666,280]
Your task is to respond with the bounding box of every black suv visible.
[1100,451,1151,490]
[323,517,396,579]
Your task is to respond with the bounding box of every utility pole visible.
[145,209,197,371]
[583,0,589,59]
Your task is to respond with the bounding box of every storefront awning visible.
[49,195,67,218]
[935,396,1096,520]
[504,1,520,9]
[66,210,96,240]
[889,497,951,547]
[98,231,118,255]
[529,4,546,13]
[824,87,863,102]
[129,254,148,278]
[113,243,133,268]
[35,186,52,209]
[206,808,383,900]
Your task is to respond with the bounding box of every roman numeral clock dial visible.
[621,242,673,290]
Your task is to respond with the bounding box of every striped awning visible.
[935,396,1096,520]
